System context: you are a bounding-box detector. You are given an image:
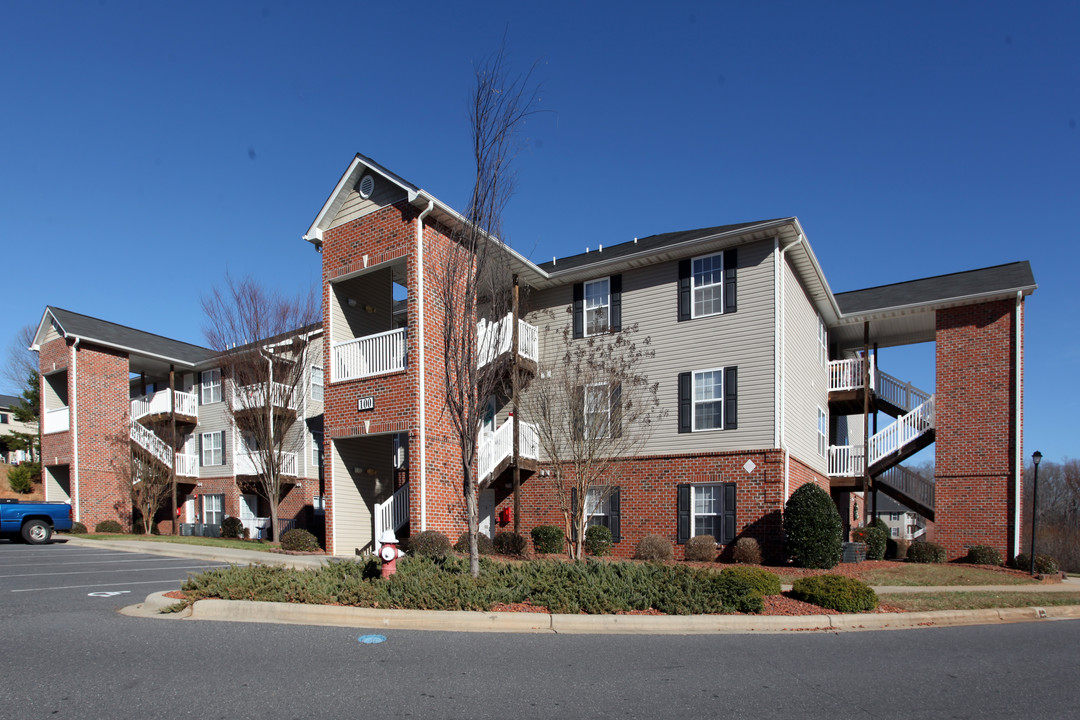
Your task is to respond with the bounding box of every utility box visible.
[842,542,867,564]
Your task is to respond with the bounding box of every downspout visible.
[416,199,434,530]
[71,338,80,522]
[777,234,805,502]
[1013,291,1023,558]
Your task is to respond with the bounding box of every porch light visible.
[1029,450,1042,576]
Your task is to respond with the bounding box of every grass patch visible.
[857,564,1036,586]
[67,534,275,552]
[880,591,1080,612]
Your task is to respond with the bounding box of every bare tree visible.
[439,51,538,577]
[1024,458,1080,572]
[3,324,36,394]
[203,274,319,542]
[522,318,663,559]
[110,430,173,534]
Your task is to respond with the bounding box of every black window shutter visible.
[724,248,737,313]
[609,274,622,332]
[678,372,692,433]
[609,487,621,542]
[571,386,585,442]
[570,488,578,542]
[610,383,622,439]
[572,283,584,338]
[722,482,737,544]
[220,431,227,465]
[199,434,204,467]
[677,484,691,543]
[724,366,738,430]
[677,259,691,322]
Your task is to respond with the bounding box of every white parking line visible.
[0,564,224,579]
[1,557,198,568]
[11,578,197,592]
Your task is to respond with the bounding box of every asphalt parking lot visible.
[0,537,227,615]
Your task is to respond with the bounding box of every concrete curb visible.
[121,593,1080,635]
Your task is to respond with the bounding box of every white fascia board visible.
[835,284,1039,325]
[30,307,63,351]
[62,335,202,368]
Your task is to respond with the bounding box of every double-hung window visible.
[677,482,736,544]
[312,432,322,468]
[693,369,724,431]
[201,494,224,526]
[679,367,737,433]
[310,366,324,402]
[201,431,224,466]
[692,253,724,318]
[574,485,621,542]
[584,383,611,439]
[818,316,828,367]
[817,407,828,456]
[584,278,610,335]
[200,369,221,404]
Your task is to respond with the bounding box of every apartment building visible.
[31,307,325,538]
[0,394,36,465]
[307,153,1035,562]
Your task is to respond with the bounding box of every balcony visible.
[175,453,199,478]
[477,313,539,369]
[131,389,198,424]
[233,382,300,413]
[43,407,69,434]
[332,328,407,382]
[478,417,539,483]
[234,449,297,477]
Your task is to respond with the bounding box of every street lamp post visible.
[1029,450,1042,577]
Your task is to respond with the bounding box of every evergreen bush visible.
[1012,553,1059,574]
[407,530,451,558]
[731,537,762,565]
[634,534,674,562]
[493,531,527,556]
[220,516,245,539]
[583,525,613,556]
[530,525,564,554]
[851,525,888,560]
[684,534,717,562]
[94,520,124,534]
[453,532,494,555]
[69,521,87,534]
[280,528,321,552]
[783,483,842,568]
[791,574,879,612]
[719,566,782,596]
[906,541,946,564]
[965,545,1003,566]
[7,464,34,494]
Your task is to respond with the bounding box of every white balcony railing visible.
[233,382,300,412]
[478,417,539,483]
[131,389,198,421]
[175,453,199,478]
[829,396,936,478]
[829,444,864,477]
[374,482,410,551]
[877,465,935,509]
[875,371,932,414]
[477,313,539,368]
[130,419,173,467]
[234,449,297,477]
[43,406,70,434]
[332,328,407,382]
[828,356,876,392]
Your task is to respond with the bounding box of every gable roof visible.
[835,261,1037,316]
[32,307,215,367]
[0,394,20,409]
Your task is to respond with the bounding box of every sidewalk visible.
[70,537,1080,635]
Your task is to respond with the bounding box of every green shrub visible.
[906,541,946,564]
[872,517,890,534]
[791,574,879,613]
[851,525,887,560]
[280,528,321,552]
[584,525,613,557]
[68,521,87,534]
[634,534,674,562]
[1012,553,1059,574]
[407,530,451,558]
[886,538,910,560]
[531,525,564,554]
[783,483,842,569]
[453,532,494,555]
[7,464,34,494]
[720,566,782,596]
[731,537,762,565]
[94,520,124,534]
[965,545,1003,566]
[684,534,717,562]
[220,516,245,539]
[492,531,527,556]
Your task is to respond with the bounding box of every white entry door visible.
[478,489,495,539]
[239,494,258,537]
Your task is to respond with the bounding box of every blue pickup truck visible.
[0,499,73,544]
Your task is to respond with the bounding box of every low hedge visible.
[94,520,124,534]
[178,555,765,615]
[531,525,564,554]
[280,528,320,552]
[965,545,1003,566]
[684,535,717,562]
[731,537,762,565]
[493,531,527,556]
[906,541,947,564]
[719,566,781,596]
[454,532,494,555]
[634,534,674,562]
[1012,553,1059,575]
[584,525,613,556]
[408,530,451,558]
[791,574,879,613]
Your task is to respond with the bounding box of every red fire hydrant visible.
[379,531,405,578]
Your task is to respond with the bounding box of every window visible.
[890,512,900,522]
[201,494,224,526]
[584,384,611,439]
[678,249,736,321]
[313,495,325,515]
[678,482,736,544]
[818,315,828,367]
[200,369,221,404]
[891,527,899,538]
[0,413,8,424]
[692,253,724,318]
[584,278,610,335]
[817,407,827,456]
[310,366,323,402]
[572,485,621,542]
[201,431,224,466]
[572,276,621,338]
[678,367,737,433]
[311,432,322,467]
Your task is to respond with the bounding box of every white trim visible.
[690,367,725,432]
[200,369,222,404]
[689,251,725,319]
[817,406,828,457]
[583,382,612,439]
[688,482,722,538]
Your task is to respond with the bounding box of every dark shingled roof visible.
[537,219,791,274]
[835,261,1036,315]
[0,394,21,408]
[47,307,215,365]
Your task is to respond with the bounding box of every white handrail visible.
[477,313,539,368]
[333,328,407,381]
[233,382,300,412]
[875,371,932,414]
[518,319,538,362]
[877,464,935,509]
[130,419,172,467]
[175,453,199,477]
[131,389,198,421]
[868,396,935,467]
[828,444,864,477]
[235,449,297,476]
[374,482,410,551]
[828,356,876,392]
[478,417,538,482]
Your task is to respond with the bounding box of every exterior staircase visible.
[128,389,199,479]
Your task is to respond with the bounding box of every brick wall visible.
[935,299,1021,561]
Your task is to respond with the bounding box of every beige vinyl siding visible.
[327,175,408,230]
[195,387,233,477]
[43,321,62,345]
[781,259,829,475]
[526,239,777,455]
[330,435,395,556]
[44,465,71,503]
[301,337,324,480]
[330,269,394,346]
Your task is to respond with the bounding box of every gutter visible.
[416,198,434,531]
[1014,291,1023,558]
[776,233,806,502]
[71,338,80,522]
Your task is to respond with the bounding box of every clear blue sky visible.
[2,2,1076,462]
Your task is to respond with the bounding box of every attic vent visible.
[357,174,375,199]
